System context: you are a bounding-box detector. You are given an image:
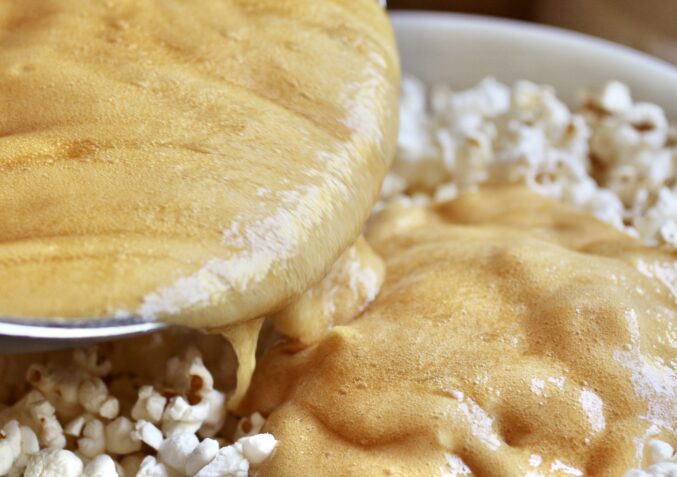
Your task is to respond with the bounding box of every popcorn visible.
[17,425,40,465]
[390,77,676,248]
[133,420,164,450]
[23,391,66,449]
[73,347,112,378]
[166,349,214,400]
[234,413,266,440]
[82,454,120,477]
[23,448,83,477]
[648,439,674,464]
[198,390,227,438]
[99,397,120,420]
[7,426,40,477]
[79,418,106,459]
[185,438,219,476]
[131,386,167,425]
[623,439,677,477]
[238,433,277,466]
[158,433,199,473]
[105,417,141,455]
[194,444,249,477]
[26,364,82,421]
[161,397,209,437]
[136,456,175,477]
[1,420,22,463]
[0,336,277,477]
[586,80,633,114]
[0,431,16,475]
[64,415,86,437]
[78,378,111,417]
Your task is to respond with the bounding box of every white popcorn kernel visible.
[105,417,141,455]
[78,419,106,459]
[2,420,22,461]
[456,77,510,117]
[185,438,219,476]
[199,390,227,438]
[194,445,248,477]
[132,420,164,450]
[158,433,199,473]
[64,416,86,437]
[595,81,633,114]
[646,462,677,475]
[20,426,39,456]
[73,347,112,377]
[0,439,14,475]
[7,424,41,477]
[23,449,83,477]
[136,456,174,477]
[648,439,674,464]
[434,182,459,203]
[25,393,66,449]
[131,386,167,424]
[623,439,677,476]
[99,397,120,420]
[82,454,119,477]
[234,413,266,439]
[238,433,277,466]
[624,103,668,148]
[26,364,83,420]
[78,378,109,415]
[162,397,209,437]
[165,349,215,405]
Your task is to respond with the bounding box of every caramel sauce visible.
[243,187,676,476]
[0,0,399,328]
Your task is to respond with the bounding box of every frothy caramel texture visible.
[273,235,385,344]
[243,187,677,477]
[0,0,399,326]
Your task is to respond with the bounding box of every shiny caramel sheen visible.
[243,187,677,477]
[0,0,399,326]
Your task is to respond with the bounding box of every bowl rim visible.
[390,11,677,82]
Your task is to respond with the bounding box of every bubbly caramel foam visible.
[0,0,399,327]
[243,187,676,476]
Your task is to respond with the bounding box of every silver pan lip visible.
[0,315,164,340]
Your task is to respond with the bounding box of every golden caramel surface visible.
[273,235,385,344]
[244,187,677,477]
[0,0,399,326]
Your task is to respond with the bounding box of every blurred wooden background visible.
[388,0,677,64]
[388,0,533,19]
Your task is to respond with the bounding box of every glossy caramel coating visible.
[0,0,399,326]
[244,187,676,476]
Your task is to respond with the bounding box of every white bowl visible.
[391,12,677,117]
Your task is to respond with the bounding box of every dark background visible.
[388,0,532,19]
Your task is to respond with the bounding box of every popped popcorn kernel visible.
[623,439,677,477]
[390,77,676,249]
[0,331,274,476]
[82,454,119,477]
[23,448,83,477]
